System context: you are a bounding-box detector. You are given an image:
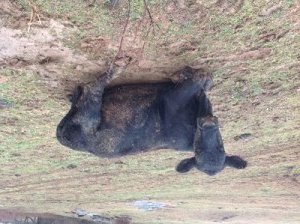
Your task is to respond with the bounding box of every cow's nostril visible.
[203,122,216,128]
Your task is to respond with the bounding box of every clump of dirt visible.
[0,1,28,29]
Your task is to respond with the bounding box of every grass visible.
[0,69,96,175]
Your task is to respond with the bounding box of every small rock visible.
[72,208,88,217]
[286,165,295,172]
[133,200,168,211]
[234,133,252,141]
[0,99,12,109]
[252,101,260,106]
[90,214,112,223]
[67,164,77,169]
[11,152,21,157]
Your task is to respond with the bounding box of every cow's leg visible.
[159,69,212,148]
[56,68,117,151]
[196,90,213,117]
[225,156,247,169]
[75,68,117,134]
[160,66,213,120]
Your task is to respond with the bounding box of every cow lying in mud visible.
[56,66,247,175]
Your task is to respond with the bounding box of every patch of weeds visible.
[130,0,144,20]
[231,0,255,24]
[34,0,89,25]
[0,69,72,174]
[286,0,296,8]
[0,98,13,109]
[15,0,29,10]
[291,166,300,175]
[260,188,272,194]
[16,0,115,42]
[219,27,235,40]
[64,29,87,49]
[231,85,244,102]
[248,76,263,97]
[162,22,197,40]
[267,70,289,81]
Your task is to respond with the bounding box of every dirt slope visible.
[0,0,300,223]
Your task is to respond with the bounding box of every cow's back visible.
[91,82,173,156]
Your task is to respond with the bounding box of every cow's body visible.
[56,66,247,175]
[57,70,213,157]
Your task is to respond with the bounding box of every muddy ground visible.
[0,0,300,223]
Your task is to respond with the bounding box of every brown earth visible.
[0,0,299,223]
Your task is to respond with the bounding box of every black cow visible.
[56,66,247,175]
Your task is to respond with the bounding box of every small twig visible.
[27,0,41,32]
[143,0,160,34]
[143,0,154,25]
[115,0,131,58]
[24,216,37,223]
[133,9,146,42]
[139,22,153,59]
[107,0,131,75]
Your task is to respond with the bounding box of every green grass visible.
[0,69,84,175]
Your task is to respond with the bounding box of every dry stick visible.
[133,8,147,43]
[116,0,131,57]
[139,21,153,59]
[143,0,160,34]
[27,0,41,32]
[133,2,157,58]
[107,0,131,75]
[143,0,154,24]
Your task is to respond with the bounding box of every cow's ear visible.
[69,86,83,104]
[67,93,73,103]
[176,157,196,173]
[225,155,247,169]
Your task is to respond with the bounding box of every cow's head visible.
[176,116,247,176]
[56,86,88,151]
